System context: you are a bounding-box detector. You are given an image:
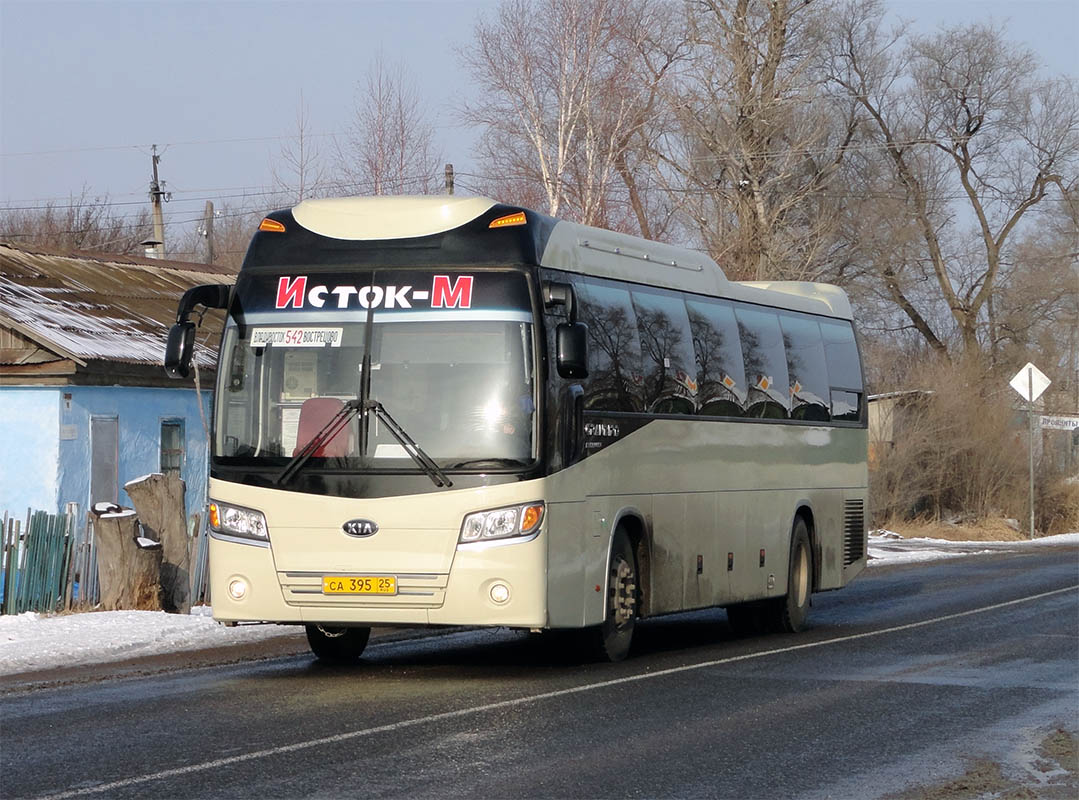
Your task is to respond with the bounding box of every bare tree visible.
[335,53,443,196]
[0,188,154,255]
[170,201,263,270]
[827,0,1079,353]
[665,0,858,281]
[991,190,1079,404]
[271,90,328,203]
[460,0,684,232]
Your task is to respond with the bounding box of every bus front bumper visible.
[208,533,548,629]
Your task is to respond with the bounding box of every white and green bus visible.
[166,196,867,662]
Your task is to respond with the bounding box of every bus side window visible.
[734,306,790,419]
[820,320,864,422]
[631,288,697,415]
[779,313,830,423]
[575,280,645,413]
[687,298,746,418]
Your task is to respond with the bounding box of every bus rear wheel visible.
[586,530,638,662]
[767,518,812,633]
[305,624,371,662]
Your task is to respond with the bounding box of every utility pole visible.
[445,163,454,195]
[202,201,215,265]
[148,145,169,259]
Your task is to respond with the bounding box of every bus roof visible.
[286,195,852,320]
[293,195,497,240]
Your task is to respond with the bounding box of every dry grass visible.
[870,354,1079,536]
[879,516,1032,542]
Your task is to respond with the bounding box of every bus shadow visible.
[287,609,765,679]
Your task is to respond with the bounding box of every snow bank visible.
[0,607,296,677]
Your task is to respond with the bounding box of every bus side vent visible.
[843,500,866,565]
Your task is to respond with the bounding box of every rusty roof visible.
[0,240,236,370]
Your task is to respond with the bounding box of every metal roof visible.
[0,241,235,370]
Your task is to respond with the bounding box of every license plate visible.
[322,575,397,595]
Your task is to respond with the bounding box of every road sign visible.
[1041,415,1079,431]
[1009,362,1050,402]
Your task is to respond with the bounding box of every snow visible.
[124,473,160,489]
[867,531,1079,566]
[0,607,296,677]
[1,533,1075,677]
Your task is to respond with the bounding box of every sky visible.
[2,532,1076,677]
[1,0,1077,253]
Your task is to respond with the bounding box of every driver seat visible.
[293,397,351,457]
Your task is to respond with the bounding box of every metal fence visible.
[0,508,80,615]
[1,506,210,614]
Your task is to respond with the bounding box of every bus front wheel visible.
[305,624,371,662]
[586,530,639,662]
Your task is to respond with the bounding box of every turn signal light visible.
[259,218,286,233]
[520,504,544,533]
[489,211,527,229]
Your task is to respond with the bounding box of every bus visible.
[165,195,868,663]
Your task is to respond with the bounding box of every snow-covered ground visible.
[1,533,1076,677]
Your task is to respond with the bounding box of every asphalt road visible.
[2,545,1077,800]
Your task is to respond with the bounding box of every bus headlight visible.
[459,502,544,544]
[208,500,269,542]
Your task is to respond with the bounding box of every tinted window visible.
[779,314,830,422]
[632,290,697,414]
[820,320,863,390]
[820,320,863,421]
[576,281,644,412]
[687,299,746,417]
[735,306,790,419]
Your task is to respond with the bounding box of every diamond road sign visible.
[1009,362,1051,403]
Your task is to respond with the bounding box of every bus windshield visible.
[215,315,536,468]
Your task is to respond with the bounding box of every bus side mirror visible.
[165,283,230,379]
[164,322,196,379]
[556,322,588,379]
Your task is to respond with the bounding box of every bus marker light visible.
[488,211,527,229]
[490,582,510,604]
[259,218,286,233]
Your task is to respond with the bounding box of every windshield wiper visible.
[275,399,362,486]
[447,458,529,470]
[367,400,453,487]
[274,398,452,488]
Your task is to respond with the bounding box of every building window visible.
[161,420,184,473]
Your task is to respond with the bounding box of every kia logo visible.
[342,519,379,537]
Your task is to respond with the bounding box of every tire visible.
[586,530,639,662]
[305,624,371,663]
[766,518,813,633]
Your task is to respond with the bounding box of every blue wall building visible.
[0,385,213,520]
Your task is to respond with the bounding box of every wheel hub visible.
[610,558,637,627]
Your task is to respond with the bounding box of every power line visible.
[453,170,1076,204]
[0,131,348,159]
[0,177,443,240]
[0,174,440,211]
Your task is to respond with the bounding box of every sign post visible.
[1009,363,1051,539]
